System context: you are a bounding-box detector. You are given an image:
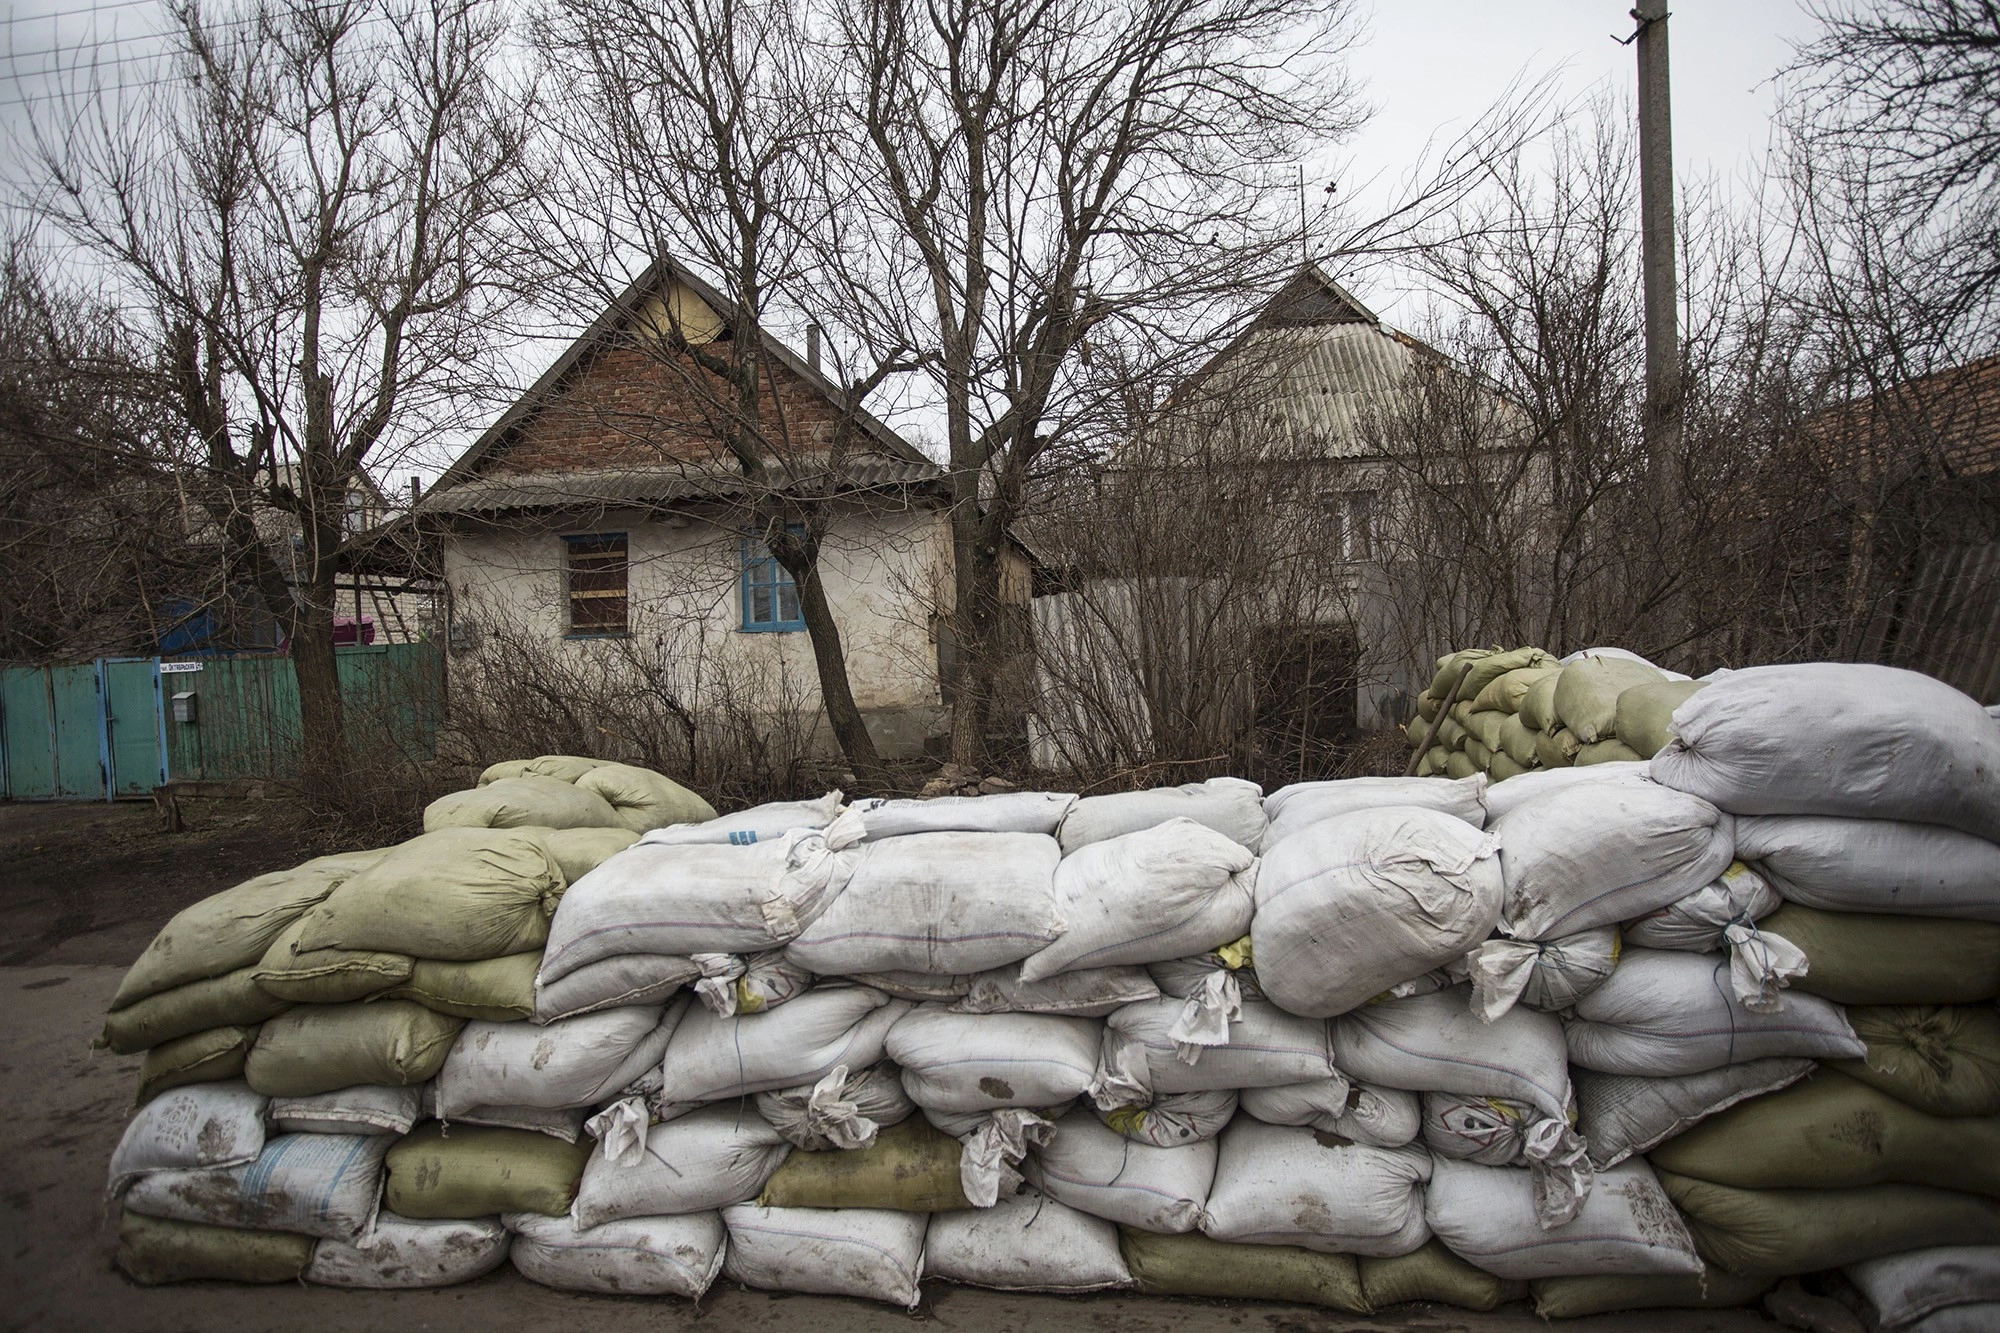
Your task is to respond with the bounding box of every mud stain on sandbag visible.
[978,1077,1014,1101]
[531,1037,557,1072]
[1312,1129,1355,1149]
[194,1118,237,1161]
[1827,1109,1886,1157]
[1292,1197,1334,1234]
[1615,1176,1693,1248]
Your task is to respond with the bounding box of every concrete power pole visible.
[1632,1,1682,502]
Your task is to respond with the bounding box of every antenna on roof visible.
[807,325,822,373]
[1298,164,1308,265]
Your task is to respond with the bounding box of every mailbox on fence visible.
[171,692,198,725]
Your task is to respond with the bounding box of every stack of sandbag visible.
[99,696,2000,1318]
[1406,646,1708,782]
[1621,663,2000,1289]
[103,760,723,1288]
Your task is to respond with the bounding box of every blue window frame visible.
[741,528,806,632]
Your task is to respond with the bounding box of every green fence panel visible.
[103,659,165,796]
[49,665,104,799]
[1,668,56,798]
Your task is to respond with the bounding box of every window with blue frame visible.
[740,528,807,632]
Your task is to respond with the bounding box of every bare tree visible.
[821,0,1371,767]
[528,0,905,788]
[29,0,534,806]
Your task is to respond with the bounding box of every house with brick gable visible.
[418,258,1011,760]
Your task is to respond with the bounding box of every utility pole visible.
[1631,1,1682,502]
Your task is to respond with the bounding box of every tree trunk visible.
[780,546,890,791]
[290,498,350,806]
[947,504,1005,770]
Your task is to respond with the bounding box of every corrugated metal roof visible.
[420,458,940,516]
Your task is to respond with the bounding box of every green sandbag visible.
[1443,751,1481,780]
[423,775,622,834]
[1497,711,1540,767]
[1657,1169,2000,1275]
[478,754,606,785]
[1416,694,1441,723]
[574,761,717,833]
[385,1122,589,1218]
[294,826,565,961]
[243,1001,463,1097]
[1462,737,1494,770]
[135,1025,258,1105]
[1358,1240,1528,1311]
[114,1211,312,1285]
[96,966,289,1055]
[1613,679,1707,759]
[1832,1005,2000,1117]
[1471,666,1561,715]
[1532,1271,1772,1318]
[1518,671,1562,733]
[1552,656,1666,744]
[1121,1229,1368,1313]
[1490,753,1530,781]
[1536,727,1580,768]
[1577,737,1643,765]
[757,1118,970,1211]
[1432,715,1467,751]
[111,849,388,1009]
[1649,1067,2000,1195]
[1462,709,1507,751]
[1427,647,1555,706]
[1762,905,2000,1005]
[542,826,639,883]
[252,916,413,1004]
[1417,747,1447,778]
[381,952,540,1022]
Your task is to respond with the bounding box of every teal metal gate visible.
[0,659,166,800]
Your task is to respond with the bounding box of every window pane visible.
[751,583,774,624]
[567,533,628,634]
[778,585,800,625]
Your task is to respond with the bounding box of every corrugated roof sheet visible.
[419,457,940,517]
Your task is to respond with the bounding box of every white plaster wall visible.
[442,500,949,754]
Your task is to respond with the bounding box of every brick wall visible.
[489,336,851,476]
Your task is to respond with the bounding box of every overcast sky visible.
[0,0,1827,476]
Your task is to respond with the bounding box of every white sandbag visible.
[1424,1157,1702,1279]
[958,1106,1057,1207]
[1253,806,1503,1018]
[1907,1305,2000,1333]
[1333,987,1572,1123]
[1651,664,2000,841]
[1238,1079,1422,1148]
[923,1187,1133,1291]
[786,832,1063,975]
[1461,927,1620,1022]
[269,1084,422,1136]
[1094,997,1335,1105]
[108,1081,268,1192]
[824,791,1077,845]
[925,1100,1073,1140]
[432,998,685,1115]
[1565,948,1864,1075]
[1419,1092,1594,1228]
[690,950,812,1017]
[453,1104,589,1142]
[1199,1119,1431,1257]
[887,1006,1103,1114]
[846,970,970,1001]
[1027,1109,1216,1234]
[1482,762,1651,823]
[655,984,910,1103]
[1574,1059,1817,1168]
[1058,777,1267,854]
[572,1104,790,1228]
[1147,942,1259,1001]
[537,832,845,983]
[306,1214,509,1289]
[1849,1246,2000,1330]
[1095,1089,1239,1148]
[121,1132,388,1241]
[1018,820,1254,982]
[640,791,844,847]
[722,1204,927,1308]
[507,1210,726,1298]
[1623,862,1781,950]
[1262,775,1489,849]
[533,954,700,1024]
[756,1061,917,1151]
[1736,815,2000,921]
[1492,779,1735,940]
[1558,646,1663,668]
[956,964,1159,1017]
